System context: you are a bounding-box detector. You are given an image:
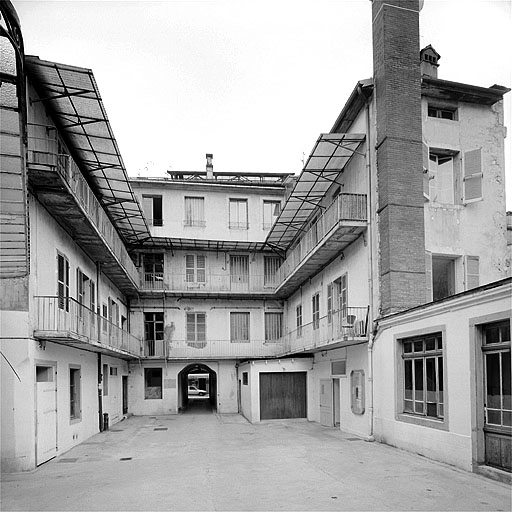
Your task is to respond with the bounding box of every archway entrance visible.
[178,363,217,414]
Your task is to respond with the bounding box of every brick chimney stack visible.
[371,0,426,315]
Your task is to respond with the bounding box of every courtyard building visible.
[1,0,510,483]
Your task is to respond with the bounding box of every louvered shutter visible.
[196,313,206,341]
[464,256,480,290]
[186,313,196,341]
[425,251,433,302]
[185,255,195,282]
[423,142,430,200]
[196,255,206,283]
[463,149,483,203]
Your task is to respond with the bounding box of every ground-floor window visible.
[401,332,444,419]
[145,368,163,399]
[69,366,81,420]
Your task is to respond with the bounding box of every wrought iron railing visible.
[277,194,367,284]
[140,272,279,293]
[26,127,140,287]
[34,296,142,357]
[143,306,368,358]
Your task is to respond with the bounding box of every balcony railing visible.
[141,272,279,294]
[143,306,368,359]
[277,193,367,284]
[144,338,290,359]
[284,306,369,354]
[34,296,142,357]
[27,128,140,287]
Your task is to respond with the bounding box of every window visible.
[401,332,443,419]
[265,312,283,342]
[144,312,164,356]
[312,293,320,330]
[432,256,455,301]
[263,200,281,230]
[110,367,118,376]
[296,304,303,337]
[70,367,81,420]
[482,321,511,429]
[242,372,248,385]
[230,255,249,288]
[229,199,248,229]
[331,360,346,377]
[102,364,109,396]
[327,284,333,324]
[57,253,69,311]
[142,195,163,226]
[429,154,454,204]
[428,105,457,120]
[334,274,348,317]
[186,312,206,347]
[109,298,119,327]
[184,196,205,227]
[263,256,280,287]
[143,253,164,289]
[144,368,162,399]
[230,312,250,343]
[102,303,108,333]
[186,254,206,283]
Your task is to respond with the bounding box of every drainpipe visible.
[98,353,103,432]
[359,85,376,442]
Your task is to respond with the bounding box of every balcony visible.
[27,128,140,295]
[142,305,368,360]
[284,306,369,355]
[275,194,367,297]
[143,338,289,360]
[33,296,142,359]
[140,272,278,298]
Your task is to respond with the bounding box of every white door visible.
[36,365,57,465]
[320,379,333,427]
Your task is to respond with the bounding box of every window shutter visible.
[464,256,479,291]
[196,313,206,341]
[185,255,195,282]
[186,313,195,341]
[425,251,433,302]
[423,142,430,200]
[196,255,206,283]
[463,149,483,203]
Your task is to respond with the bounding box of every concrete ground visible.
[2,402,511,511]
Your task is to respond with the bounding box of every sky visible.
[12,0,512,207]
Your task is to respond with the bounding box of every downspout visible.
[96,262,103,431]
[358,84,376,442]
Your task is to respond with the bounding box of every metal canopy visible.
[265,133,365,249]
[143,237,274,253]
[25,56,151,245]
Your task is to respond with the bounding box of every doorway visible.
[178,363,217,414]
[320,379,332,427]
[260,372,307,420]
[122,376,128,415]
[35,364,57,466]
[481,320,511,472]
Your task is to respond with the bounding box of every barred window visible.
[402,332,444,419]
[230,312,250,343]
[265,312,283,342]
[312,293,320,330]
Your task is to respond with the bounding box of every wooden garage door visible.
[260,372,307,420]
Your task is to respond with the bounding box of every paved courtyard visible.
[1,407,511,511]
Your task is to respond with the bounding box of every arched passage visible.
[178,363,217,414]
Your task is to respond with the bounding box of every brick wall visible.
[371,0,426,314]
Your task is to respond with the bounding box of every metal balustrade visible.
[277,194,367,284]
[141,272,279,293]
[143,306,368,359]
[34,296,142,356]
[26,128,140,286]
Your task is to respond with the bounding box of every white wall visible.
[372,286,511,471]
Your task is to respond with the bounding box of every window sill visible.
[70,417,82,425]
[397,412,448,431]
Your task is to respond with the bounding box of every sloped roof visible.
[25,56,151,245]
[265,132,365,249]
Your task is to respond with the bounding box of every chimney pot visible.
[206,153,213,179]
